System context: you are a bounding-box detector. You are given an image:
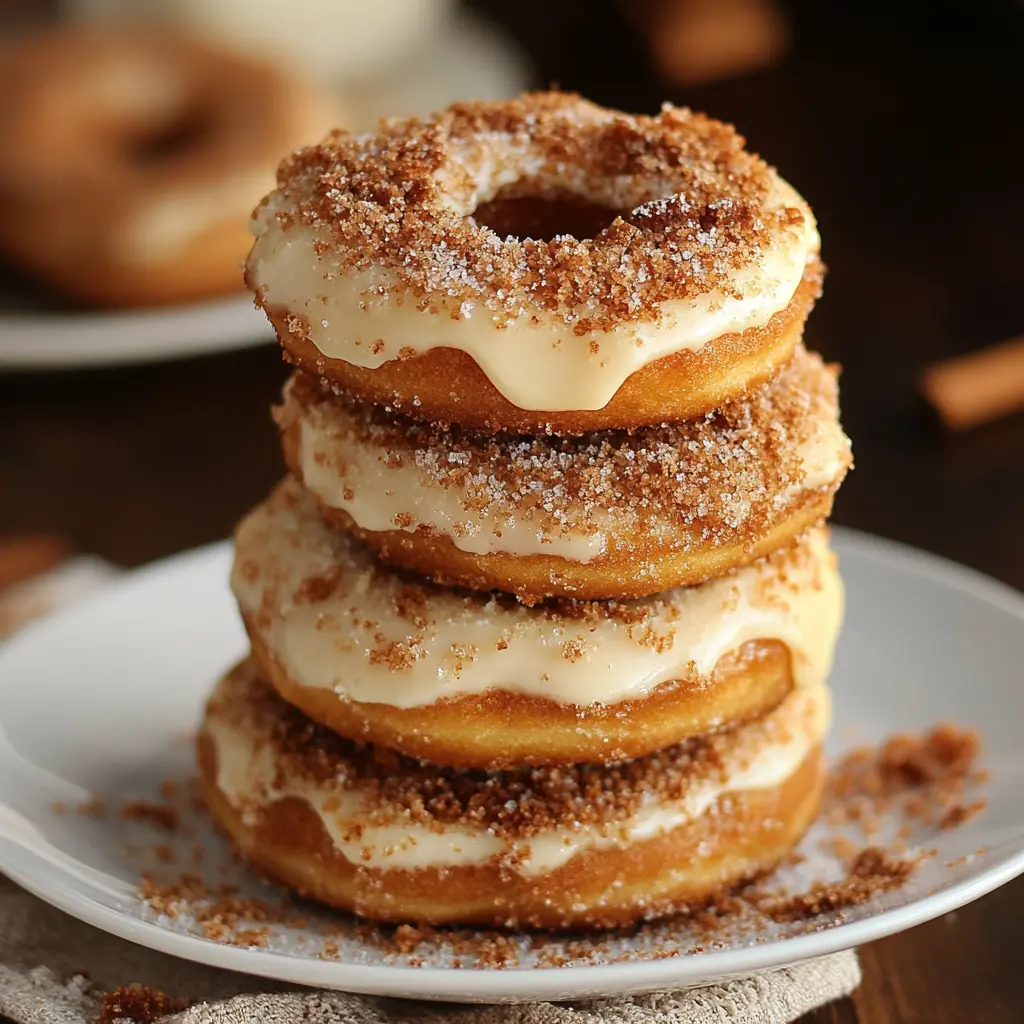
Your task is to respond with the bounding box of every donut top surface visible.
[247,92,821,412]
[255,91,807,330]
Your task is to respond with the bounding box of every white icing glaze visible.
[232,480,844,709]
[286,375,849,563]
[206,676,829,876]
[247,176,819,412]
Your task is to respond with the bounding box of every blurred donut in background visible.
[69,0,530,130]
[0,28,338,306]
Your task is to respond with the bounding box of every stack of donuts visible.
[198,93,852,929]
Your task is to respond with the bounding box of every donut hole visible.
[124,103,212,165]
[471,190,623,242]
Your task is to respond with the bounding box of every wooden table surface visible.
[2,1,1023,1020]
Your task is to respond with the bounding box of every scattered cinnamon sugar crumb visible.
[756,847,917,923]
[97,984,188,1024]
[367,638,421,670]
[224,926,271,948]
[393,923,436,954]
[561,637,586,662]
[139,873,309,947]
[122,801,178,831]
[76,797,107,817]
[939,800,986,830]
[826,724,987,833]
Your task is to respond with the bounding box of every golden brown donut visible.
[266,267,820,433]
[277,345,851,602]
[198,660,829,928]
[232,479,843,768]
[0,28,337,306]
[249,628,798,769]
[247,92,822,431]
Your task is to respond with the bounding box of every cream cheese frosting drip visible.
[246,94,819,411]
[232,479,844,709]
[280,346,851,563]
[205,664,829,877]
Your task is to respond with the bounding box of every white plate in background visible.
[0,295,271,371]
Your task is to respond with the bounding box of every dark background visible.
[1,2,1023,1020]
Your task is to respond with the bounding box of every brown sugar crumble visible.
[939,800,986,830]
[754,847,917,924]
[741,723,989,933]
[97,984,189,1024]
[825,724,988,834]
[139,874,303,948]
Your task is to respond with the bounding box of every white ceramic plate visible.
[0,528,1021,1003]
[0,295,272,371]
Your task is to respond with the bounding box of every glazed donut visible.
[277,345,851,602]
[232,478,843,768]
[199,661,829,928]
[246,92,822,432]
[0,28,337,306]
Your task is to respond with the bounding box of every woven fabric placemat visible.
[0,878,859,1024]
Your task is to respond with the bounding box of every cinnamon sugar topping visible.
[284,344,849,554]
[231,482,844,709]
[206,665,815,842]
[253,92,812,333]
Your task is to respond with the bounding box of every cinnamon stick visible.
[921,337,1024,431]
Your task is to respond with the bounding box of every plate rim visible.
[0,294,272,371]
[0,526,1022,1000]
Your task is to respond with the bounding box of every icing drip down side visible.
[231,479,844,710]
